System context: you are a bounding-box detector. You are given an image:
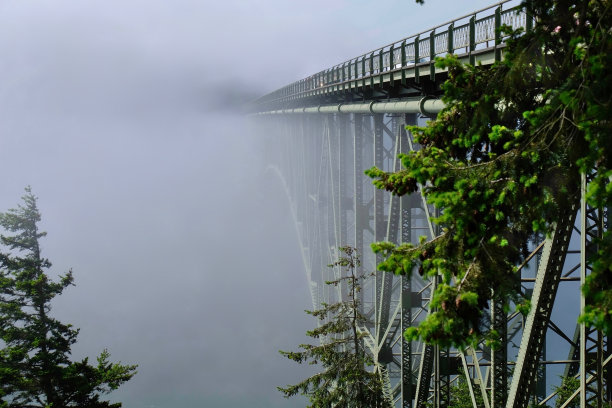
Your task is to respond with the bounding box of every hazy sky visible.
[0,1,501,407]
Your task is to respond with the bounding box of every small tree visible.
[278,246,391,408]
[554,376,579,408]
[449,378,485,408]
[0,187,137,408]
[423,377,486,408]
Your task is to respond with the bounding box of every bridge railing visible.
[254,0,528,109]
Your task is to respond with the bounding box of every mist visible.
[0,0,498,406]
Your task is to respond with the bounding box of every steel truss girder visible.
[252,112,610,408]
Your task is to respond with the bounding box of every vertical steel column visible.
[401,219,414,408]
[409,113,434,408]
[400,113,418,408]
[379,115,400,360]
[374,113,386,343]
[310,114,326,308]
[491,298,508,407]
[361,115,376,323]
[353,113,366,281]
[327,113,343,299]
[580,173,587,408]
[303,113,318,308]
[606,205,612,405]
[321,114,335,305]
[338,114,350,250]
[437,346,451,408]
[579,173,608,408]
[327,113,344,301]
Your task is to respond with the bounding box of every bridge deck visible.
[252,0,527,113]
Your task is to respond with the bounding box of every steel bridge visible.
[250,1,610,407]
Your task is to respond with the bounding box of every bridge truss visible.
[251,2,610,407]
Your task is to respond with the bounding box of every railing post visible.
[526,9,533,33]
[378,49,384,85]
[469,15,476,65]
[370,52,375,88]
[401,40,407,85]
[361,56,366,89]
[414,35,420,83]
[447,23,454,54]
[389,45,395,86]
[495,6,502,62]
[430,29,436,80]
[335,65,339,88]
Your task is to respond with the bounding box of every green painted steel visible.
[505,203,578,408]
[254,98,445,116]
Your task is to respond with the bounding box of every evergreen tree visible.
[448,378,485,408]
[0,187,137,407]
[367,0,612,347]
[425,378,485,408]
[554,376,579,408]
[278,246,391,408]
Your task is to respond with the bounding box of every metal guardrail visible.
[253,0,528,108]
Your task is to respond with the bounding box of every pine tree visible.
[554,376,579,408]
[0,187,137,408]
[278,246,391,408]
[424,378,486,408]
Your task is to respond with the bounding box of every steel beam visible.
[506,200,578,408]
[255,98,446,117]
[491,298,508,407]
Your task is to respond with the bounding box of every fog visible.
[0,0,496,406]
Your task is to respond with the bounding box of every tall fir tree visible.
[278,246,391,408]
[0,187,137,408]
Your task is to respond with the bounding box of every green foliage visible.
[278,247,391,408]
[0,187,137,407]
[369,0,612,347]
[554,376,579,408]
[449,377,485,408]
[424,377,485,408]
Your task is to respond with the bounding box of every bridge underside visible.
[253,112,610,408]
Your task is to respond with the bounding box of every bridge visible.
[250,1,610,407]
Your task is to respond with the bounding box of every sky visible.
[0,1,502,407]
